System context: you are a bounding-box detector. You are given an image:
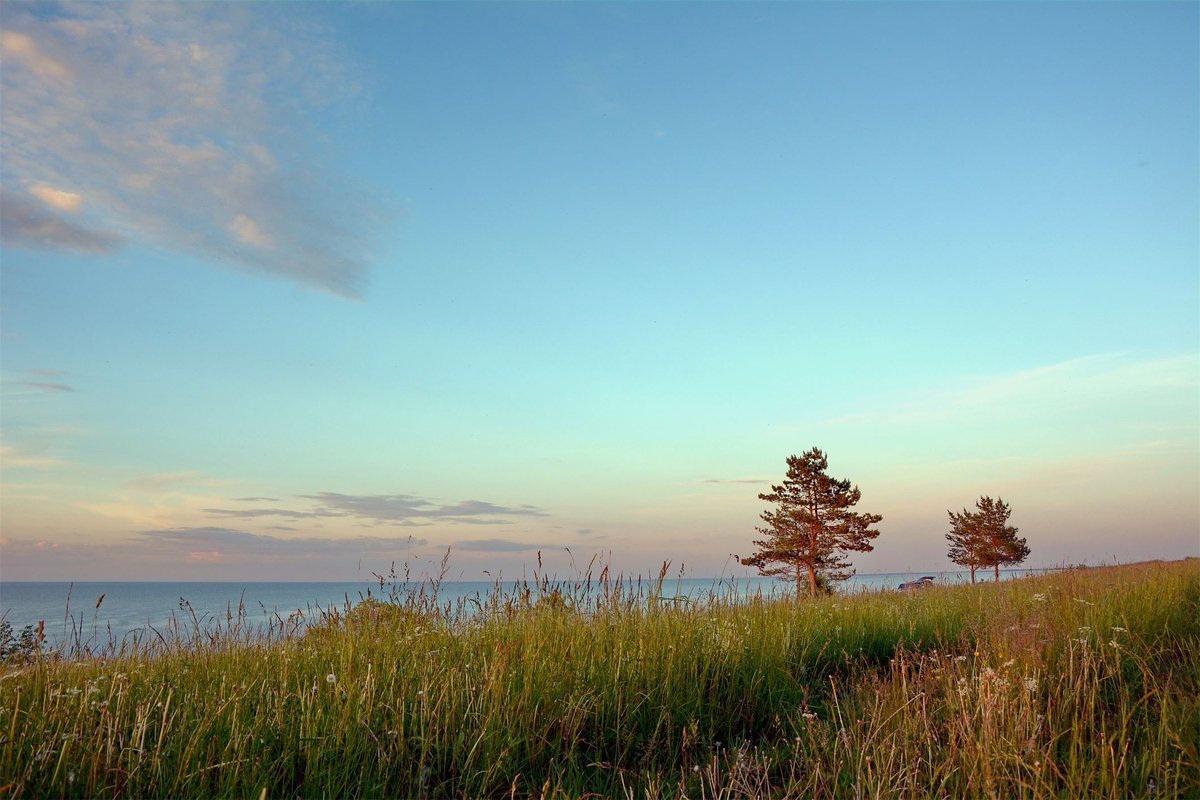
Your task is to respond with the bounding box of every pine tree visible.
[740,448,882,599]
[946,506,987,584]
[946,496,1028,582]
[978,496,1028,580]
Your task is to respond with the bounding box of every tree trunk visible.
[795,562,803,601]
[994,563,1000,582]
[807,563,817,598]
[970,565,976,584]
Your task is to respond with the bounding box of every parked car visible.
[898,576,936,590]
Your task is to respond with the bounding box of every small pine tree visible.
[979,496,1028,580]
[947,496,1028,582]
[741,448,882,599]
[946,506,987,584]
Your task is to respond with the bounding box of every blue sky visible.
[1,2,1196,582]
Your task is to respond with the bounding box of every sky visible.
[1,1,1197,583]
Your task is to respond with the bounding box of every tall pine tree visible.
[741,448,882,598]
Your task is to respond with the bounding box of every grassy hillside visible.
[1,560,1197,798]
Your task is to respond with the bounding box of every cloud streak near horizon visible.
[203,492,550,527]
[0,528,429,569]
[0,5,383,296]
[137,526,428,558]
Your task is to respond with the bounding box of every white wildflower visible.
[1023,678,1037,691]
[326,673,336,685]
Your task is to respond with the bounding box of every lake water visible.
[1,569,1045,650]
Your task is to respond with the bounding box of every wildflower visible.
[1112,626,1127,633]
[802,711,816,720]
[954,655,967,663]
[326,674,336,685]
[1023,678,1037,692]
[1073,598,1094,606]
[692,765,700,773]
[417,689,425,698]
[1002,659,1015,668]
[1108,640,1120,649]
[68,771,76,784]
[1031,593,1047,602]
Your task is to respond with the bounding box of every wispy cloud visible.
[1,528,429,575]
[203,492,550,527]
[0,29,70,80]
[0,4,384,295]
[0,368,77,395]
[815,353,1199,431]
[136,526,428,559]
[699,478,768,485]
[204,506,345,521]
[15,381,74,393]
[0,443,66,469]
[451,538,552,553]
[0,187,123,254]
[303,492,549,525]
[29,184,83,213]
[125,471,229,493]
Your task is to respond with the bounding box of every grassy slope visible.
[1,559,1197,798]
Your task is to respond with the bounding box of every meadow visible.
[0,559,1196,798]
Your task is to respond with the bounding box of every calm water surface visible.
[1,570,1045,648]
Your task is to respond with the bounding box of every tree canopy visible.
[741,448,882,598]
[946,496,1028,582]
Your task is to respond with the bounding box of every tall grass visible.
[1,559,1196,798]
